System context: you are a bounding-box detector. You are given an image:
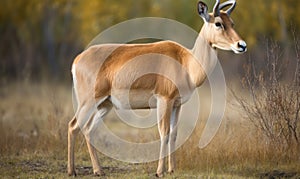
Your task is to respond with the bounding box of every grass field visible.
[0,81,299,178]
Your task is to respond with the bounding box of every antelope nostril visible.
[237,41,247,49]
[232,40,247,53]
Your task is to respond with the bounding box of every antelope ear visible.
[198,1,210,22]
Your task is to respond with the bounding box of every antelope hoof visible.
[68,171,77,177]
[94,170,105,177]
[168,170,174,174]
[155,173,164,178]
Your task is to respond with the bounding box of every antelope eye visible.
[215,22,222,28]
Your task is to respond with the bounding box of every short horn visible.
[213,0,220,17]
[219,0,236,15]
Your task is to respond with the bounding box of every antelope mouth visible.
[231,40,247,54]
[232,47,247,54]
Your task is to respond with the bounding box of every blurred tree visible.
[235,0,300,47]
[0,0,80,80]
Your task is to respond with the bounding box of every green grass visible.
[1,155,299,179]
[0,153,258,179]
[0,81,300,178]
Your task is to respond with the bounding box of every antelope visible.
[68,0,247,177]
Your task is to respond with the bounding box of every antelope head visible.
[198,0,247,54]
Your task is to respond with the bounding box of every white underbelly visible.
[110,89,193,110]
[110,90,157,109]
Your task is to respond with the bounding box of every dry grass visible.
[0,81,299,178]
[0,81,72,155]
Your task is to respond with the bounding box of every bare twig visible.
[232,38,300,149]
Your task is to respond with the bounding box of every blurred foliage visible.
[0,0,300,81]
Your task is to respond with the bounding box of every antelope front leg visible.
[168,106,180,173]
[156,97,174,177]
